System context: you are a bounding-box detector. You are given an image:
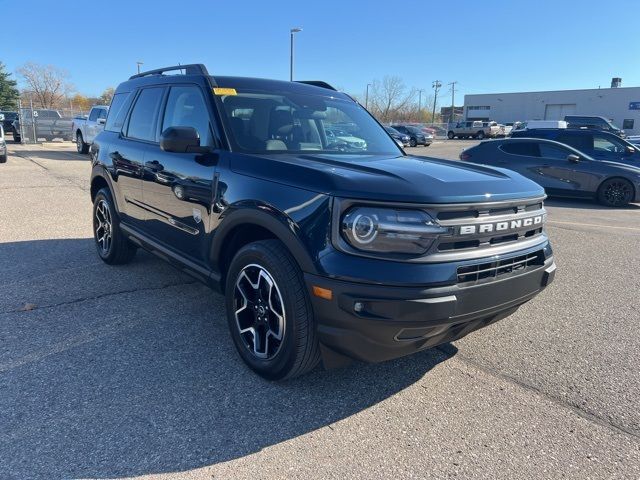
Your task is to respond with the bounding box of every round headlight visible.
[351,213,378,244]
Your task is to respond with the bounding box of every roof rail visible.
[295,80,337,91]
[129,64,209,80]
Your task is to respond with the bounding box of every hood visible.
[230,153,545,204]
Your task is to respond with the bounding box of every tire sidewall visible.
[225,243,305,380]
[598,178,633,207]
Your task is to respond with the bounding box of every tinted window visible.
[98,108,108,120]
[161,86,212,146]
[88,108,100,121]
[500,142,540,157]
[539,143,570,159]
[106,93,132,132]
[126,88,164,142]
[556,133,592,152]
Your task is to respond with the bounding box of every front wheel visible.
[0,154,6,163]
[409,138,417,147]
[447,131,455,139]
[76,131,89,153]
[92,188,137,264]
[476,131,485,140]
[597,178,634,207]
[225,240,320,380]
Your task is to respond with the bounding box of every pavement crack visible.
[6,280,198,314]
[439,346,640,441]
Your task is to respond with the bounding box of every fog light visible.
[354,302,365,313]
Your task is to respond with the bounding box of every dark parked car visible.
[90,64,555,380]
[511,128,640,165]
[384,126,410,147]
[0,111,18,133]
[460,138,640,207]
[390,124,432,146]
[564,115,625,137]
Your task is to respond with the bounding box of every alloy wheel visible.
[94,199,113,255]
[603,180,633,206]
[233,264,286,359]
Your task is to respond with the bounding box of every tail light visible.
[459,152,471,161]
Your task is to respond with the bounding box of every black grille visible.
[457,250,545,285]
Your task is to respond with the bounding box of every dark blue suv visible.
[90,64,555,379]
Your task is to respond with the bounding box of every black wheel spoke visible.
[233,264,285,359]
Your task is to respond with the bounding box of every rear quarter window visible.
[105,92,134,133]
[500,142,540,157]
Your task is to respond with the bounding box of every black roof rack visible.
[129,64,209,80]
[295,80,337,91]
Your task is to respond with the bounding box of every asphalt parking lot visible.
[1,140,639,479]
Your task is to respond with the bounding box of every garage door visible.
[544,104,576,119]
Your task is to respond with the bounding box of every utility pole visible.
[365,83,372,110]
[417,89,425,118]
[448,81,458,123]
[432,80,442,123]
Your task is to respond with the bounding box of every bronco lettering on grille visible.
[458,215,544,235]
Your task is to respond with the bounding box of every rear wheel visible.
[92,188,137,264]
[409,137,417,147]
[13,129,21,143]
[0,154,6,163]
[76,131,89,153]
[597,178,634,207]
[225,240,320,380]
[476,131,485,140]
[447,131,455,139]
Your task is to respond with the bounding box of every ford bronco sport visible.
[90,64,556,380]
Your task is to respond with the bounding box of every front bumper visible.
[306,249,555,365]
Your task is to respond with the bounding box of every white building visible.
[463,85,640,135]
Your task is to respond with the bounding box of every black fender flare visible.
[210,203,318,277]
[90,165,119,210]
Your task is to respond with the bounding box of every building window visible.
[468,106,490,111]
[623,119,634,130]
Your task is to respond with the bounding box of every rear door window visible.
[500,142,540,157]
[126,87,165,142]
[105,92,132,132]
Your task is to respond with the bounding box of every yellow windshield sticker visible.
[213,87,237,96]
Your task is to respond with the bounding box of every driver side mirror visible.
[626,146,636,155]
[98,118,106,125]
[160,126,206,153]
[567,154,580,163]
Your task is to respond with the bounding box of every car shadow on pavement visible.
[544,197,640,210]
[0,238,458,479]
[11,148,90,162]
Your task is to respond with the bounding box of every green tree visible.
[0,62,19,110]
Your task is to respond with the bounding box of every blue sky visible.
[3,0,639,105]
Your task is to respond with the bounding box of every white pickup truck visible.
[71,105,108,154]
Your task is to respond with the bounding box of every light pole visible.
[432,80,442,123]
[290,27,302,81]
[136,61,144,74]
[365,83,372,110]
[417,89,425,119]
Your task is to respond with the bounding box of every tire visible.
[409,137,417,147]
[225,239,321,380]
[447,131,455,139]
[0,154,6,164]
[92,188,137,264]
[13,129,21,143]
[76,131,89,154]
[597,178,634,207]
[476,131,485,140]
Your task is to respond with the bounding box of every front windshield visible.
[217,89,401,155]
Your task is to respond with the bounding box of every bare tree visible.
[99,87,115,106]
[368,76,416,123]
[17,62,74,109]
